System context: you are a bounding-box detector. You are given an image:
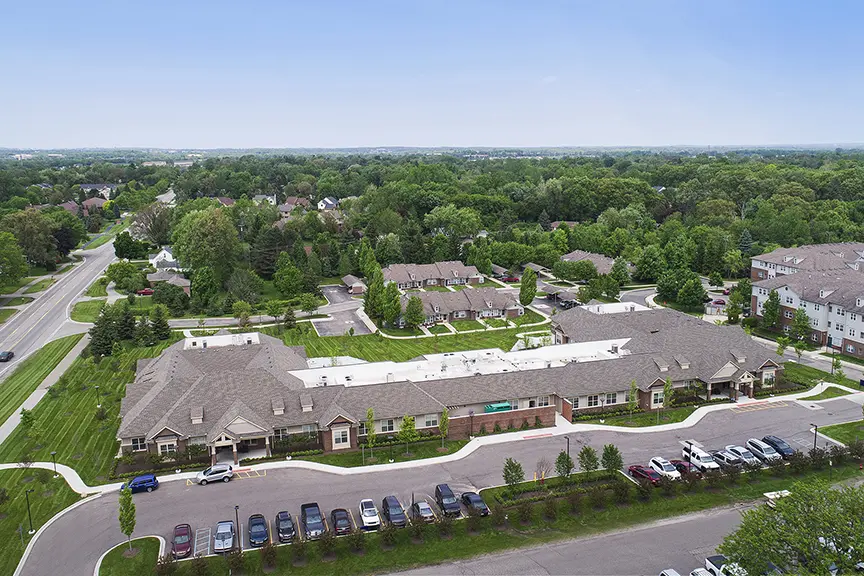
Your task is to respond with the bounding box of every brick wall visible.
[842,338,864,358]
[751,268,767,281]
[561,398,573,422]
[448,405,556,438]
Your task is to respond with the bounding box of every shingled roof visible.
[753,243,864,272]
[401,287,521,316]
[561,250,615,275]
[383,261,481,284]
[755,269,864,313]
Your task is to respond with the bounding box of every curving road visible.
[18,396,863,576]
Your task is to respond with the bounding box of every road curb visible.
[92,536,166,576]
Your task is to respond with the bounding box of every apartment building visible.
[750,242,864,280]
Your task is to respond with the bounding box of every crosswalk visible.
[730,400,789,413]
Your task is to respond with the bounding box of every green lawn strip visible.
[86,278,110,298]
[298,439,468,467]
[656,299,703,316]
[0,334,84,425]
[512,310,546,326]
[799,386,852,401]
[378,326,423,337]
[483,319,509,328]
[753,328,817,350]
[269,324,521,363]
[0,309,16,324]
[84,219,130,250]
[578,405,698,427]
[0,277,36,295]
[2,297,35,306]
[317,276,343,286]
[421,285,452,292]
[128,296,154,316]
[0,338,178,485]
[173,465,864,576]
[426,324,452,334]
[821,420,864,445]
[782,361,857,388]
[55,264,74,274]
[450,319,485,332]
[450,284,468,291]
[820,351,864,367]
[23,279,55,294]
[98,537,161,576]
[71,299,107,322]
[0,469,80,576]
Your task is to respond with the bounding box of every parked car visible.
[381,495,408,527]
[435,484,462,517]
[628,465,662,485]
[501,276,520,282]
[704,554,746,576]
[690,569,713,576]
[171,524,192,558]
[358,499,381,530]
[136,288,154,296]
[722,288,730,295]
[213,520,235,553]
[649,457,682,480]
[461,492,490,516]
[0,350,14,362]
[725,445,760,466]
[681,444,721,472]
[660,570,683,576]
[275,511,296,543]
[411,500,436,523]
[746,438,783,463]
[669,459,704,479]
[301,503,326,540]
[331,508,352,535]
[712,299,726,306]
[710,449,743,469]
[121,474,159,493]
[195,464,233,485]
[761,435,795,459]
[248,514,269,547]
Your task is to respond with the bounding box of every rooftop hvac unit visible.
[611,344,619,354]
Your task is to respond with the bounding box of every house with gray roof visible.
[146,271,191,294]
[750,242,864,281]
[383,261,482,289]
[148,246,178,271]
[400,287,523,325]
[561,249,615,275]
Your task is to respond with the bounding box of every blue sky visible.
[3,0,863,148]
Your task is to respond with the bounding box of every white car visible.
[725,445,760,466]
[195,464,233,485]
[358,498,381,530]
[745,438,783,463]
[649,457,682,480]
[213,520,235,553]
[682,444,721,472]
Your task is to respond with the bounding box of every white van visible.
[681,444,721,472]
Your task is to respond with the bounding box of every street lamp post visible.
[565,436,570,459]
[50,451,58,478]
[387,435,394,463]
[811,423,818,452]
[234,505,240,551]
[95,385,101,409]
[25,489,35,534]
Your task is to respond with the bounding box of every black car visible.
[0,351,14,362]
[460,492,489,516]
[275,511,296,543]
[300,503,325,540]
[381,495,407,527]
[435,484,461,517]
[762,435,795,459]
[331,508,352,535]
[248,514,268,547]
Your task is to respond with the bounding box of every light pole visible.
[25,489,35,534]
[387,435,394,463]
[50,451,58,478]
[234,505,240,551]
[564,436,570,459]
[95,385,101,409]
[811,423,818,452]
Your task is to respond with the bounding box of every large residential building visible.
[382,261,482,289]
[561,250,615,275]
[400,287,523,325]
[750,243,864,280]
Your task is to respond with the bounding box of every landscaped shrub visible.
[636,481,652,501]
[788,450,810,475]
[659,476,677,497]
[493,423,502,433]
[154,553,177,576]
[848,439,864,460]
[543,494,558,520]
[292,537,307,564]
[613,479,632,504]
[437,515,453,537]
[767,457,787,477]
[521,419,530,430]
[829,444,848,466]
[517,501,533,524]
[380,523,397,548]
[683,473,701,493]
[348,528,365,552]
[466,506,481,532]
[190,553,209,576]
[567,491,582,514]
[723,464,741,485]
[589,487,607,509]
[224,548,244,573]
[478,424,487,436]
[318,529,337,557]
[491,504,506,526]
[809,447,829,470]
[534,416,542,428]
[409,519,425,542]
[260,540,277,568]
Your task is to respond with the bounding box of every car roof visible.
[175,524,191,532]
[332,508,348,515]
[384,495,399,503]
[216,521,233,528]
[249,513,265,520]
[436,483,452,491]
[301,502,320,509]
[134,474,156,481]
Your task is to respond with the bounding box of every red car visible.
[712,299,726,305]
[136,288,154,296]
[669,459,704,479]
[172,523,192,558]
[722,288,730,295]
[501,276,520,283]
[628,465,662,485]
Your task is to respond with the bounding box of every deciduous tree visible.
[0,232,28,287]
[519,267,537,306]
[118,487,136,551]
[761,289,781,330]
[577,445,599,473]
[404,295,425,329]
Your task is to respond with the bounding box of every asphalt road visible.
[0,243,115,381]
[19,396,863,576]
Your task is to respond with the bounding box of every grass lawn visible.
[1,296,34,306]
[0,337,179,485]
[821,420,864,445]
[422,285,451,292]
[71,299,106,322]
[299,439,468,468]
[98,537,161,576]
[55,264,74,274]
[513,309,546,326]
[754,328,817,350]
[0,277,35,295]
[268,324,522,363]
[260,280,282,301]
[378,326,423,337]
[657,299,703,316]
[128,296,154,316]
[799,386,852,401]
[579,405,699,427]
[820,351,864,367]
[483,318,509,328]
[450,284,468,291]
[23,278,55,294]
[450,319,485,332]
[426,324,452,334]
[168,464,864,576]
[83,219,129,250]
[0,469,80,576]
[318,276,343,286]
[782,361,857,388]
[86,277,109,298]
[0,334,84,425]
[0,309,16,324]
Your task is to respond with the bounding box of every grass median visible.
[821,420,864,445]
[0,309,16,324]
[799,386,852,401]
[85,277,109,298]
[298,439,468,467]
[99,537,161,576]
[71,299,106,322]
[23,278,55,294]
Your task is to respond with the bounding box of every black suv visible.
[381,495,407,527]
[248,514,268,547]
[435,484,461,517]
[761,435,794,459]
[275,511,296,543]
[300,503,325,540]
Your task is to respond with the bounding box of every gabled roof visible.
[561,250,615,275]
[383,261,481,284]
[752,243,864,272]
[754,269,864,312]
[401,288,521,316]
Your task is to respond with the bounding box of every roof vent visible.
[653,357,669,372]
[191,405,203,425]
[611,344,619,354]
[675,356,690,370]
[730,349,746,363]
[271,397,285,416]
[300,393,313,412]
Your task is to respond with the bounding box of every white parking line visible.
[193,527,211,556]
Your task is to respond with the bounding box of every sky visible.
[2,0,863,149]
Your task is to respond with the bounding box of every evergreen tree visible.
[89,306,117,357]
[307,250,323,278]
[762,289,781,330]
[150,305,171,340]
[250,227,284,279]
[117,301,136,341]
[134,316,154,347]
[282,307,296,330]
[364,267,385,319]
[404,295,426,329]
[738,229,753,256]
[538,209,551,231]
[382,281,402,326]
[519,267,538,306]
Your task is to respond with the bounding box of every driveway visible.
[313,309,372,336]
[322,285,354,305]
[19,397,862,576]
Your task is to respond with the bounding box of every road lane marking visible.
[730,401,788,413]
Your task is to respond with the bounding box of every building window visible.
[784,310,794,319]
[811,333,819,342]
[814,304,820,311]
[838,308,845,316]
[333,429,349,446]
[811,318,819,327]
[274,428,288,441]
[847,344,856,354]
[302,424,316,435]
[536,396,550,407]
[605,392,617,405]
[850,329,857,338]
[851,313,858,321]
[571,397,579,409]
[358,422,366,436]
[131,437,146,452]
[381,419,394,433]
[652,391,664,407]
[159,443,176,456]
[837,324,844,332]
[785,297,793,304]
[509,399,519,410]
[587,395,599,407]
[424,413,438,428]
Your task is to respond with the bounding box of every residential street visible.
[0,242,115,381]
[18,396,863,576]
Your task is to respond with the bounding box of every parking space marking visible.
[193,527,211,556]
[268,518,273,544]
[730,401,788,413]
[349,508,357,531]
[233,469,267,480]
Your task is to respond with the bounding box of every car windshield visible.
[762,445,777,454]
[174,534,190,544]
[442,496,456,504]
[662,463,676,471]
[306,512,322,523]
[418,504,431,513]
[701,454,716,463]
[279,517,293,529]
[362,507,377,517]
[336,517,350,526]
[740,450,755,458]
[251,524,266,536]
[389,505,402,515]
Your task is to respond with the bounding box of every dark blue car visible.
[122,474,159,493]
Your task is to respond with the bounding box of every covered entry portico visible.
[210,415,272,464]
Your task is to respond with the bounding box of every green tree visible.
[0,231,29,286]
[438,407,449,449]
[737,229,753,256]
[519,267,538,306]
[225,268,263,305]
[150,305,171,340]
[404,295,425,329]
[299,294,318,315]
[502,457,525,489]
[662,377,674,413]
[382,281,402,326]
[577,445,599,473]
[628,380,639,422]
[610,257,630,286]
[727,290,744,324]
[790,307,811,341]
[118,487,137,551]
[708,271,724,287]
[134,316,154,347]
[232,300,252,328]
[793,339,806,361]
[363,267,385,319]
[1,209,56,266]
[19,408,35,434]
[153,282,189,316]
[775,336,790,357]
[106,260,145,293]
[274,256,304,298]
[677,277,707,308]
[282,308,296,330]
[250,227,284,279]
[601,444,623,472]
[89,305,117,357]
[172,207,240,283]
[365,408,376,456]
[761,289,781,330]
[555,450,574,479]
[398,415,418,444]
[116,301,136,340]
[634,244,666,282]
[722,249,745,277]
[265,300,285,324]
[191,266,220,310]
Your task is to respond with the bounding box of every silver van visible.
[196,464,234,485]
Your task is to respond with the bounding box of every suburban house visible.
[79,183,116,199]
[342,274,366,295]
[318,196,339,211]
[146,271,191,295]
[252,194,277,205]
[561,249,615,275]
[148,247,179,271]
[523,262,550,275]
[58,200,80,215]
[155,190,176,206]
[750,242,864,281]
[550,221,577,230]
[400,288,523,325]
[278,197,310,216]
[382,261,483,289]
[216,197,235,207]
[82,196,107,212]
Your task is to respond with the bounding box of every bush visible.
[348,528,366,552]
[466,506,481,532]
[567,491,582,514]
[292,537,307,562]
[809,447,829,470]
[636,481,652,501]
[589,487,607,509]
[788,450,810,474]
[534,416,543,428]
[543,495,558,520]
[0,488,8,506]
[478,424,487,436]
[520,419,530,430]
[409,519,425,541]
[260,540,277,568]
[744,460,764,480]
[723,464,741,485]
[318,529,336,556]
[613,479,632,504]
[493,423,502,433]
[437,515,453,537]
[683,473,701,493]
[848,438,864,461]
[659,476,677,497]
[190,554,209,576]
[34,469,51,484]
[155,553,177,576]
[95,406,107,421]
[380,523,397,547]
[829,444,848,466]
[517,501,533,524]
[490,504,506,526]
[767,457,787,477]
[224,548,244,573]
